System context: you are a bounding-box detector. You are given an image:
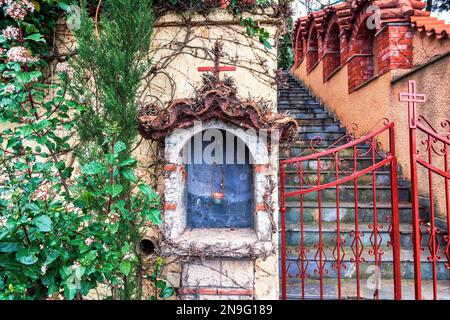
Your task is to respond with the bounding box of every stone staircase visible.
[277,71,450,300]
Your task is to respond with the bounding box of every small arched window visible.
[348,19,377,92]
[323,23,341,80]
[306,27,319,73]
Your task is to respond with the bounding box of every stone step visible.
[294,124,344,133]
[283,201,418,224]
[282,220,446,248]
[283,171,393,186]
[278,107,328,114]
[295,132,347,141]
[283,278,450,300]
[281,145,375,158]
[280,157,388,171]
[290,138,354,147]
[281,244,449,280]
[278,92,312,97]
[295,118,338,125]
[278,100,321,106]
[277,105,326,112]
[282,185,411,202]
[285,113,333,120]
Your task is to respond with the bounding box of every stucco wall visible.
[146,11,281,300]
[390,57,450,220]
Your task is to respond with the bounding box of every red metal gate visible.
[400,80,450,300]
[280,121,402,300]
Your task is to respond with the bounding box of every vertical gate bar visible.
[409,118,422,300]
[334,153,342,299]
[353,144,361,300]
[299,163,306,300]
[280,163,287,300]
[317,158,324,299]
[389,124,402,300]
[427,135,438,300]
[370,138,380,300]
[445,145,450,288]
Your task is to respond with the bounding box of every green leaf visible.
[113,141,126,154]
[44,250,60,265]
[138,184,157,200]
[81,161,105,175]
[119,261,131,276]
[160,286,175,298]
[21,22,39,33]
[16,248,39,265]
[156,279,166,289]
[105,184,123,198]
[122,168,137,183]
[120,157,137,167]
[24,33,46,43]
[58,2,71,11]
[0,242,23,253]
[33,215,53,232]
[145,208,162,225]
[64,285,77,300]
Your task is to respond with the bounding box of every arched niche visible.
[163,120,274,258]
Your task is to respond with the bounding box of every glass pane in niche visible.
[185,130,254,228]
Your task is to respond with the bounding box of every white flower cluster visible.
[84,237,95,246]
[7,46,38,63]
[55,61,72,74]
[46,293,65,300]
[40,265,47,275]
[64,202,81,215]
[4,85,16,94]
[4,0,35,21]
[123,252,136,261]
[105,212,120,225]
[2,26,20,40]
[72,261,81,269]
[0,215,8,228]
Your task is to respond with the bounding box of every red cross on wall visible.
[399,80,426,128]
[197,41,236,80]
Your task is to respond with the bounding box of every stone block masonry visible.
[180,259,255,300]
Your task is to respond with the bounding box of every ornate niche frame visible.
[136,42,297,258]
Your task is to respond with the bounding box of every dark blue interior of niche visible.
[185,130,254,228]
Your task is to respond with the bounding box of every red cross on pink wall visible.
[399,80,426,128]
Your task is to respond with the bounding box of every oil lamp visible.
[211,161,225,205]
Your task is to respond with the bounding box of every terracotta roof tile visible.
[411,15,450,39]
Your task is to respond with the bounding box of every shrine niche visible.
[137,41,297,258]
